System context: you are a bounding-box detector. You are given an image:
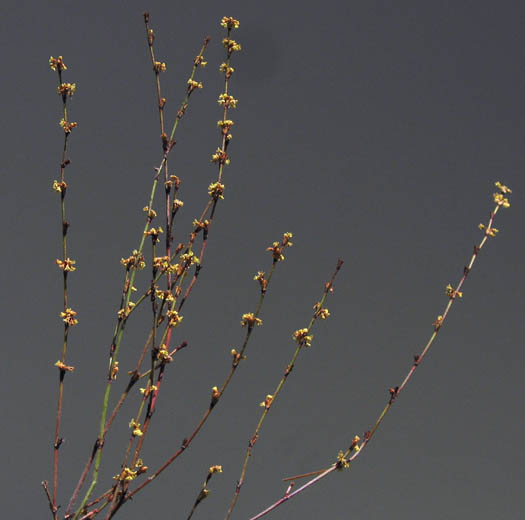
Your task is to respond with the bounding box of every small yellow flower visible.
[140,385,158,397]
[218,93,238,108]
[54,360,74,372]
[433,315,443,331]
[493,192,510,208]
[114,467,138,482]
[221,16,240,29]
[219,62,235,77]
[187,78,203,92]
[56,258,76,272]
[110,361,119,380]
[241,313,262,327]
[192,219,210,231]
[143,206,157,219]
[194,55,207,67]
[59,119,78,133]
[293,328,313,347]
[121,250,145,270]
[211,148,230,165]
[479,223,499,237]
[52,180,67,193]
[209,465,223,474]
[49,56,67,71]
[208,181,225,200]
[60,308,78,326]
[166,309,183,327]
[336,450,350,470]
[494,181,512,194]
[157,345,173,363]
[153,61,167,72]
[222,38,242,52]
[445,284,463,299]
[57,83,76,96]
[259,394,274,408]
[313,302,330,320]
[180,251,200,265]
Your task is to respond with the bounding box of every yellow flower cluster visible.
[241,313,263,327]
[49,56,67,71]
[222,38,242,52]
[313,302,330,319]
[221,16,240,29]
[55,360,74,372]
[479,223,498,237]
[187,78,203,92]
[211,148,230,165]
[259,394,274,409]
[59,119,78,133]
[293,328,313,347]
[219,62,235,77]
[445,284,463,299]
[56,257,76,272]
[153,61,167,72]
[52,180,67,193]
[157,345,173,363]
[166,309,183,327]
[208,181,225,200]
[267,232,293,262]
[60,308,78,326]
[218,93,238,108]
[57,82,76,96]
[121,250,146,270]
[180,251,200,265]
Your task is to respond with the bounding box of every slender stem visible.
[225,260,343,520]
[248,199,508,520]
[72,41,209,518]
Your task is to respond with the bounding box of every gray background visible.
[2,1,524,518]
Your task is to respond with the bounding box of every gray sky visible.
[2,1,523,519]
